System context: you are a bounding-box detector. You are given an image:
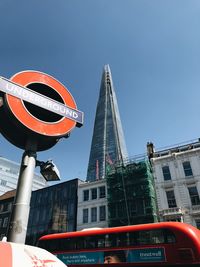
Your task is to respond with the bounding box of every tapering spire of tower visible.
[86,65,128,182]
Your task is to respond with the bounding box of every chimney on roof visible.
[147,142,155,159]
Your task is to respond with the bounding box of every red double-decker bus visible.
[37,222,200,266]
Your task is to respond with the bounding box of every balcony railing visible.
[159,207,184,217]
[190,205,200,215]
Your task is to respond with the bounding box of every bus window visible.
[75,237,85,250]
[137,230,165,245]
[41,239,61,252]
[107,234,117,247]
[129,232,139,246]
[164,229,176,243]
[84,236,98,249]
[60,238,76,250]
[150,229,165,244]
[106,233,128,248]
[138,230,151,245]
[105,234,111,247]
[97,235,106,248]
[117,233,128,246]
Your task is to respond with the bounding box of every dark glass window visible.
[91,188,97,200]
[162,166,171,180]
[183,161,193,177]
[0,204,3,212]
[8,203,12,212]
[47,190,53,203]
[97,235,106,248]
[99,186,106,198]
[165,229,176,243]
[137,229,165,245]
[41,209,46,222]
[99,205,106,221]
[195,219,200,229]
[83,208,88,223]
[117,202,126,217]
[109,206,117,219]
[27,180,78,247]
[188,186,200,205]
[68,202,74,218]
[37,193,42,204]
[83,190,89,201]
[84,236,98,249]
[35,210,40,223]
[166,190,177,208]
[91,207,97,222]
[3,217,8,228]
[129,202,137,216]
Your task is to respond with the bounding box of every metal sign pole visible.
[0,71,83,244]
[7,150,37,244]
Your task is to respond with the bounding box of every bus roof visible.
[39,222,200,240]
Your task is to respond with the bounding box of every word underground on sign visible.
[0,77,83,126]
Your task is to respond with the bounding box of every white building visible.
[149,139,200,228]
[0,157,47,195]
[77,179,108,230]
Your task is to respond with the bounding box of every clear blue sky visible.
[0,0,200,182]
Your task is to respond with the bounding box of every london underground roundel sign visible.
[0,71,84,151]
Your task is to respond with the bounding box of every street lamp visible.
[7,152,60,244]
[36,160,60,182]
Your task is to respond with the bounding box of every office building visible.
[26,178,81,245]
[86,65,128,181]
[0,157,46,196]
[77,179,107,230]
[148,139,200,228]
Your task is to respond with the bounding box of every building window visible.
[99,205,106,221]
[91,188,97,200]
[91,207,97,222]
[3,217,8,228]
[0,179,7,186]
[35,210,40,223]
[68,203,74,218]
[7,203,12,212]
[183,161,193,177]
[0,204,3,212]
[83,190,89,201]
[99,186,106,198]
[166,190,177,208]
[37,193,42,204]
[195,219,200,229]
[129,202,137,216]
[83,208,88,223]
[41,209,46,222]
[162,166,171,181]
[188,186,200,206]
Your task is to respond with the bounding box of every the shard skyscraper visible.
[86,65,128,182]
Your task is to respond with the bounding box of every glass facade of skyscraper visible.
[87,65,128,181]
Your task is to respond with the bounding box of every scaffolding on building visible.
[106,157,159,227]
